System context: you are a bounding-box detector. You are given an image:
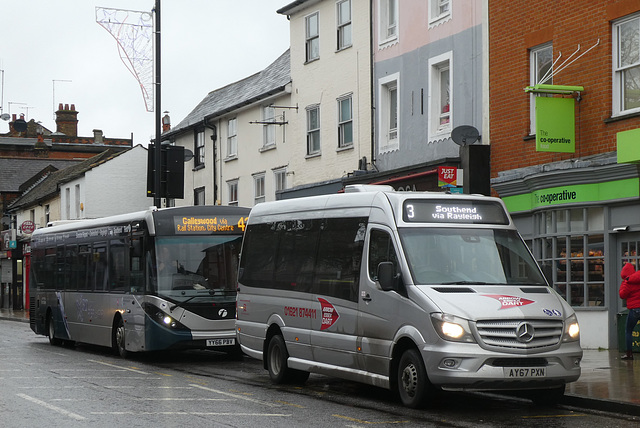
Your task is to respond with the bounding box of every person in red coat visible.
[620,263,640,360]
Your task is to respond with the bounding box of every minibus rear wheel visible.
[267,334,309,384]
[397,348,430,408]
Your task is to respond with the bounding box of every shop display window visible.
[533,207,604,307]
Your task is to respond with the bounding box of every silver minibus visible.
[236,185,582,408]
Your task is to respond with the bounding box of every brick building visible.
[489,0,640,349]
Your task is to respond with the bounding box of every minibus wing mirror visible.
[377,262,399,291]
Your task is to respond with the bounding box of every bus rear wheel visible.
[266,334,309,384]
[47,313,62,346]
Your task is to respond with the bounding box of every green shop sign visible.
[535,96,575,153]
[502,178,640,213]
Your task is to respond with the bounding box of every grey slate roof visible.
[169,49,291,135]
[7,149,127,211]
[0,158,81,193]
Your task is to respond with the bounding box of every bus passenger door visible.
[309,218,366,371]
[357,226,405,377]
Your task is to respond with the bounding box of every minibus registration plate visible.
[206,338,235,347]
[504,367,546,378]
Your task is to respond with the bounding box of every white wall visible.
[575,311,609,350]
[286,0,372,189]
[61,145,153,219]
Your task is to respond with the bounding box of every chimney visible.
[55,103,79,136]
[162,113,171,132]
[93,129,104,144]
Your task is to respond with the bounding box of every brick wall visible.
[489,0,640,177]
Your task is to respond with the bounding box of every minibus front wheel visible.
[266,334,309,384]
[397,348,431,408]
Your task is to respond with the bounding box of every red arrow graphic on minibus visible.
[483,295,535,310]
[318,298,340,330]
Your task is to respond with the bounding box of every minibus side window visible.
[314,218,367,302]
[273,220,318,292]
[368,229,399,281]
[239,223,277,288]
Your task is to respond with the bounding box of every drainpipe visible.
[369,1,376,171]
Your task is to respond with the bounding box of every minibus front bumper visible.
[421,342,582,391]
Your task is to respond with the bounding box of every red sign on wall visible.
[438,166,458,187]
[21,220,35,234]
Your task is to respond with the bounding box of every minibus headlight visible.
[431,313,476,343]
[563,314,580,342]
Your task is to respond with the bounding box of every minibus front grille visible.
[474,319,563,350]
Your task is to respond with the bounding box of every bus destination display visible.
[174,215,249,234]
[402,199,509,225]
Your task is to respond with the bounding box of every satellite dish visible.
[183,148,194,162]
[0,113,10,121]
[13,118,28,132]
[451,125,480,146]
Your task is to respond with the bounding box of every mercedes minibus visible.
[236,185,582,408]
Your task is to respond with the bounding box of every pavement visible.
[2,308,640,415]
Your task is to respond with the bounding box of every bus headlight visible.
[431,313,476,343]
[142,303,188,330]
[563,314,580,342]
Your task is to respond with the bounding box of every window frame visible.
[227,180,239,206]
[428,51,453,141]
[194,128,205,168]
[337,0,352,51]
[337,94,354,148]
[253,173,266,205]
[428,0,451,27]
[273,168,287,194]
[306,104,321,156]
[262,105,276,149]
[305,11,320,62]
[529,43,553,134]
[378,73,400,153]
[227,117,237,158]
[194,187,205,206]
[613,14,640,117]
[378,0,398,46]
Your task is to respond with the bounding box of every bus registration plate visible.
[504,367,546,378]
[206,338,235,347]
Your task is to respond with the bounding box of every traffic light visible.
[146,144,185,199]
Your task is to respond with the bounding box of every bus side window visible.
[93,244,108,291]
[78,245,92,290]
[55,246,65,290]
[368,229,399,282]
[130,237,144,293]
[109,239,127,292]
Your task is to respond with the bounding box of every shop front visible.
[492,152,640,349]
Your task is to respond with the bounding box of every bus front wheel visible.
[113,317,128,358]
[397,348,431,409]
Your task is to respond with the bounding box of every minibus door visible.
[357,226,405,377]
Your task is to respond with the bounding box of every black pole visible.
[154,0,162,208]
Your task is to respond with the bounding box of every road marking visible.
[275,400,305,408]
[333,414,410,424]
[17,393,86,421]
[190,384,280,407]
[87,359,150,374]
[91,412,291,416]
[522,414,587,418]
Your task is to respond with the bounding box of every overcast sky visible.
[0,0,290,145]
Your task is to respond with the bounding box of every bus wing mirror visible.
[377,262,399,291]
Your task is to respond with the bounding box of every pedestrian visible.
[619,262,640,360]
